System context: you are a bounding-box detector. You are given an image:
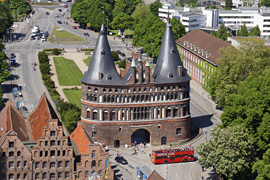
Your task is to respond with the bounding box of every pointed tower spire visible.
[145,57,150,67]
[81,16,125,86]
[131,57,136,67]
[152,16,190,84]
[138,52,142,62]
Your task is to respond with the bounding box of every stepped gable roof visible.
[147,170,165,180]
[70,125,93,155]
[27,93,58,141]
[176,29,231,66]
[153,19,190,84]
[0,100,28,145]
[81,19,126,86]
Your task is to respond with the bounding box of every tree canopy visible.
[0,40,10,106]
[225,0,232,9]
[149,1,162,16]
[131,3,151,20]
[0,3,13,37]
[250,25,261,36]
[197,125,255,180]
[253,148,270,180]
[237,24,249,36]
[111,13,134,32]
[212,24,229,41]
[260,0,270,7]
[212,39,270,107]
[4,0,31,20]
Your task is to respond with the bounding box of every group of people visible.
[131,141,146,155]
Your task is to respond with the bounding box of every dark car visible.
[45,12,50,15]
[57,21,62,24]
[44,31,49,38]
[121,52,126,57]
[30,35,35,40]
[115,156,128,165]
[83,33,89,36]
[116,50,121,54]
[10,53,16,58]
[58,9,62,12]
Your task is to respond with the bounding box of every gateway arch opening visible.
[131,129,150,144]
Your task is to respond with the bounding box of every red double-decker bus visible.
[151,146,194,164]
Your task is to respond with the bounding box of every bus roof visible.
[152,146,194,154]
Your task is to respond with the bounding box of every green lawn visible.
[83,56,92,66]
[54,57,83,86]
[49,26,86,41]
[63,89,81,108]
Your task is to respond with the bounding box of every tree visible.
[111,13,134,32]
[149,1,162,16]
[221,69,270,150]
[205,5,218,9]
[175,0,186,7]
[250,25,261,36]
[217,23,229,41]
[225,0,232,10]
[197,125,255,180]
[61,108,81,132]
[253,149,270,180]
[122,0,142,15]
[188,0,198,7]
[132,14,165,58]
[211,30,217,37]
[170,17,186,40]
[4,0,31,21]
[131,3,150,20]
[237,24,248,36]
[0,40,10,106]
[260,0,270,7]
[111,51,119,61]
[213,39,270,107]
[0,3,13,38]
[113,0,126,17]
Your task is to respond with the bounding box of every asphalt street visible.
[2,6,222,180]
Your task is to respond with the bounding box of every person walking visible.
[144,142,146,148]
[141,147,144,154]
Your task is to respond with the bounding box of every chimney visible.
[177,66,182,77]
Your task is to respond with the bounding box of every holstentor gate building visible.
[80,18,191,147]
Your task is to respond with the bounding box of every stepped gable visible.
[176,29,230,65]
[27,93,58,141]
[153,19,190,84]
[81,18,126,86]
[0,100,28,145]
[70,125,93,155]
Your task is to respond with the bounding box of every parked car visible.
[116,50,121,54]
[115,156,128,165]
[57,21,62,24]
[55,14,59,18]
[63,21,68,25]
[41,37,46,42]
[45,12,50,15]
[83,33,89,36]
[72,26,77,29]
[64,5,67,8]
[44,31,49,38]
[58,9,62,12]
[121,52,126,56]
[30,35,35,40]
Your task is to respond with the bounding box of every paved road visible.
[2,7,221,180]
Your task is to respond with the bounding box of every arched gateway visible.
[131,129,150,144]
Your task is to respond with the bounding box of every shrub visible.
[53,48,61,55]
[39,63,50,74]
[81,48,94,51]
[111,51,119,61]
[42,74,51,81]
[38,52,49,64]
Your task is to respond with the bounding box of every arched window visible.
[94,95,97,102]
[132,96,135,102]
[93,110,98,120]
[78,172,82,178]
[136,95,140,102]
[85,161,90,167]
[92,170,96,174]
[92,150,96,158]
[103,110,108,121]
[87,108,90,118]
[98,160,102,167]
[103,95,106,102]
[107,95,111,102]
[122,110,125,120]
[141,95,144,102]
[111,95,115,102]
[173,107,178,117]
[91,160,96,167]
[166,94,170,100]
[166,107,171,117]
[85,171,89,177]
[98,170,102,175]
[110,110,115,121]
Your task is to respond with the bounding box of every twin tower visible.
[79,18,191,147]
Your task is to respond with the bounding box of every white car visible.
[41,37,46,42]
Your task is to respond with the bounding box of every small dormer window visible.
[202,51,207,56]
[191,45,195,49]
[194,47,198,51]
[94,88,98,92]
[198,49,203,54]
[101,50,105,55]
[187,43,190,47]
[184,41,188,45]
[170,47,175,53]
[107,74,111,80]
[169,72,173,78]
[206,53,211,58]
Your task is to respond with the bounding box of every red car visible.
[64,5,67,8]
[72,26,77,29]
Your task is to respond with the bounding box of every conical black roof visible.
[81,23,126,86]
[153,21,190,84]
